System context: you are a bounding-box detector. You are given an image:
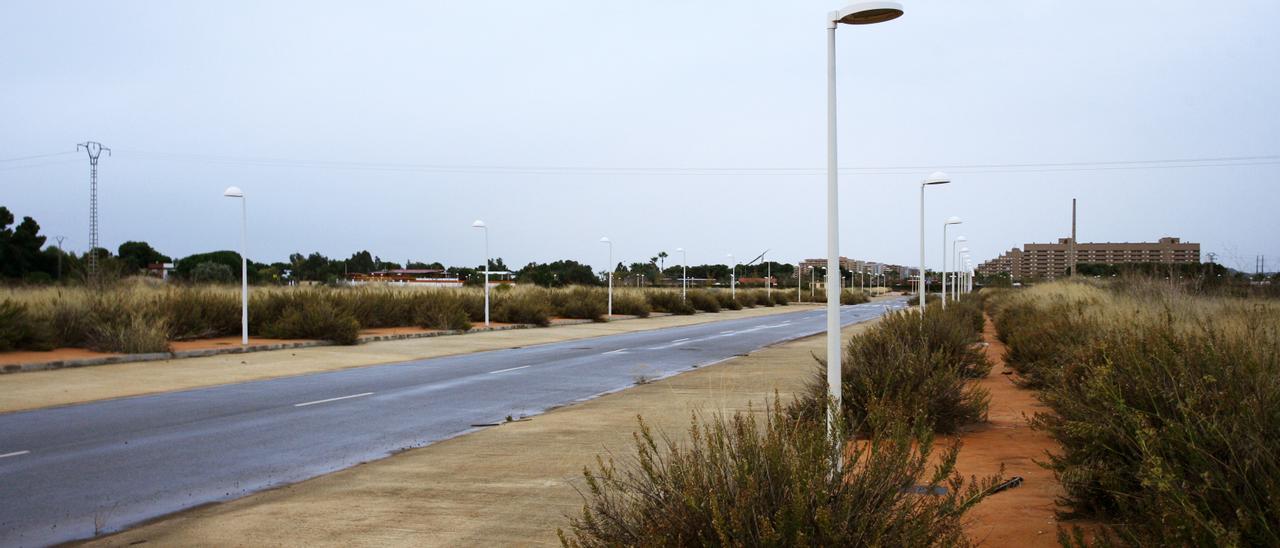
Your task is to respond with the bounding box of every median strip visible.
[294,392,374,408]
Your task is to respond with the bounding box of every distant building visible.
[797,257,915,290]
[978,237,1200,281]
[348,269,466,288]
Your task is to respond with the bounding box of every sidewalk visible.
[87,316,879,547]
[0,304,819,415]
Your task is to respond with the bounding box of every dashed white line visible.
[294,392,374,407]
[672,338,691,343]
[602,348,628,355]
[0,450,30,459]
[719,330,735,334]
[488,365,531,374]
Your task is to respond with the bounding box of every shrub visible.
[262,299,360,344]
[548,286,607,321]
[686,289,720,313]
[713,290,743,311]
[996,280,1280,545]
[840,289,870,305]
[769,290,791,306]
[560,400,1001,547]
[84,292,171,353]
[609,291,651,318]
[797,307,990,434]
[161,287,240,340]
[413,295,472,331]
[645,290,695,315]
[0,299,54,351]
[492,288,552,326]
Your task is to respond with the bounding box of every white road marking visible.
[294,392,374,407]
[488,365,531,374]
[672,338,691,343]
[602,348,628,355]
[719,330,735,334]
[0,450,30,459]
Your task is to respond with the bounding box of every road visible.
[0,298,907,546]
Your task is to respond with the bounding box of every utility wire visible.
[0,151,77,163]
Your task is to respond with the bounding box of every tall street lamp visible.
[941,217,963,310]
[223,186,248,346]
[956,245,970,300]
[676,247,687,301]
[952,237,967,301]
[600,237,613,317]
[827,1,904,438]
[472,220,490,327]
[727,253,736,298]
[919,172,950,313]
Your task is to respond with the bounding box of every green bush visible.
[0,299,54,351]
[609,291,651,318]
[645,290,695,315]
[413,296,472,331]
[162,287,240,340]
[840,289,870,305]
[560,400,1001,547]
[548,286,607,321]
[262,298,360,344]
[713,290,743,310]
[769,290,791,306]
[797,307,990,434]
[492,288,552,326]
[686,289,720,313]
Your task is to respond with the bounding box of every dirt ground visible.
[956,316,1082,546]
[85,313,871,547]
[0,304,819,415]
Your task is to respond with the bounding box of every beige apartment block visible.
[979,237,1200,281]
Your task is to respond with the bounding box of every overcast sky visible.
[3,1,1278,273]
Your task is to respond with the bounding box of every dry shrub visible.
[686,289,720,313]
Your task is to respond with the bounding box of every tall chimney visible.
[1070,198,1077,277]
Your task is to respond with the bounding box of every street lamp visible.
[828,1,904,439]
[472,220,490,327]
[676,247,687,301]
[956,246,970,300]
[727,253,736,298]
[600,237,613,318]
[952,237,967,301]
[920,172,951,313]
[223,186,248,346]
[942,217,962,310]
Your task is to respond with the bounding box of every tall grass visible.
[560,399,1001,547]
[990,279,1280,545]
[0,282,696,352]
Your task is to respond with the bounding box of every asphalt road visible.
[0,298,907,546]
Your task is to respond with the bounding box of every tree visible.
[517,260,601,287]
[117,241,171,273]
[191,261,235,284]
[0,206,51,279]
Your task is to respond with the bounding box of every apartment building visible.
[978,237,1200,281]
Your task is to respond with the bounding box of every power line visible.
[0,151,77,163]
[113,148,1280,176]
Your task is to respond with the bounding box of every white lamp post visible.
[942,217,962,310]
[952,237,967,301]
[920,172,951,313]
[223,186,248,346]
[956,246,970,300]
[472,220,490,327]
[675,247,687,301]
[827,1,904,439]
[600,237,613,317]
[727,253,736,298]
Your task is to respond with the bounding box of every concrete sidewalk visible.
[86,317,878,547]
[0,304,819,415]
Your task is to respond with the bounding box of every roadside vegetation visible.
[560,400,1001,547]
[988,278,1280,546]
[0,282,793,354]
[561,291,1002,545]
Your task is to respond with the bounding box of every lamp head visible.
[922,171,951,186]
[831,1,904,25]
[599,236,610,244]
[223,186,244,198]
[956,236,968,242]
[472,220,486,229]
[945,216,963,225]
[676,247,684,252]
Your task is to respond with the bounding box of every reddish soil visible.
[956,317,1086,546]
[169,336,311,351]
[0,347,122,366]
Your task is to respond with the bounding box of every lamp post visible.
[956,246,969,300]
[676,247,687,301]
[472,220,490,327]
[941,217,962,310]
[600,237,613,317]
[920,172,951,313]
[223,186,248,346]
[952,237,967,302]
[826,1,904,439]
[727,253,736,298]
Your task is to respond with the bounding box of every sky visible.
[2,0,1278,274]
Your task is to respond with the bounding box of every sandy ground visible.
[0,304,819,415]
[956,316,1082,546]
[84,312,871,547]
